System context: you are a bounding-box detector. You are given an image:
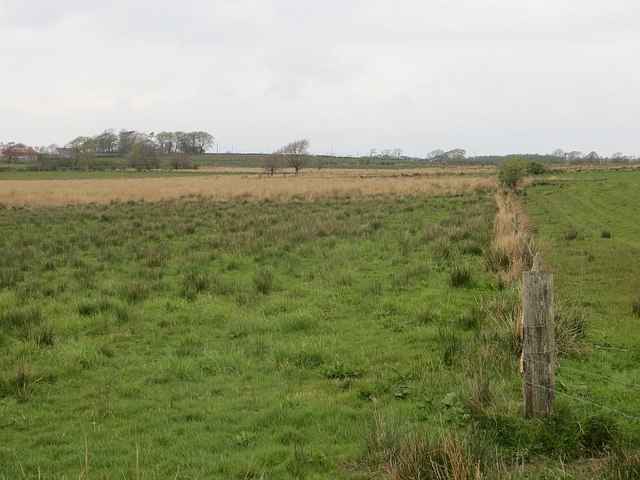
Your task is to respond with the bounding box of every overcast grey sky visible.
[1,0,639,157]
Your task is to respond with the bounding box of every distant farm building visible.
[54,147,76,158]
[1,146,36,161]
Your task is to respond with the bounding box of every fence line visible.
[526,381,640,422]
[593,344,633,352]
[526,357,640,389]
[499,190,538,269]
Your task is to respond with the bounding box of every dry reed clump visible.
[487,192,545,287]
[386,432,485,480]
[363,413,501,480]
[0,173,497,207]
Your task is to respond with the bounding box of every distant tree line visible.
[75,129,214,156]
[0,129,214,171]
[2,134,639,172]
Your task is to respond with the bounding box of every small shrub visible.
[449,264,472,287]
[499,160,526,190]
[601,230,612,238]
[526,161,546,175]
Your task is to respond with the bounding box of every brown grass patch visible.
[0,170,497,206]
[487,191,547,286]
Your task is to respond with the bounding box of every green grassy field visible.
[524,171,640,438]
[1,172,639,479]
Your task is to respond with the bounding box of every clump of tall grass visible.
[179,269,210,299]
[483,293,523,359]
[364,415,495,480]
[253,267,275,295]
[273,342,330,370]
[78,298,112,317]
[118,280,151,304]
[605,447,640,479]
[564,227,579,241]
[1,364,41,401]
[456,304,485,331]
[449,263,472,287]
[0,306,44,340]
[555,302,588,356]
[437,328,462,367]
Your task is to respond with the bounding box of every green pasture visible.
[1,172,639,479]
[0,194,500,478]
[524,171,640,437]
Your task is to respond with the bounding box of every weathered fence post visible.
[522,267,555,418]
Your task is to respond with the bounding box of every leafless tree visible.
[277,139,310,175]
[263,152,286,176]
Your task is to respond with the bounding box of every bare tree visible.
[277,139,310,175]
[551,149,565,161]
[427,149,444,161]
[263,151,286,176]
[192,131,214,154]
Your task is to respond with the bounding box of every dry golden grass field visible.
[0,168,497,206]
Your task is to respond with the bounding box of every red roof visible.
[1,147,31,157]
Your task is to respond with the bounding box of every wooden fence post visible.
[522,270,555,418]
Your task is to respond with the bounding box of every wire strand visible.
[525,357,640,389]
[526,381,640,422]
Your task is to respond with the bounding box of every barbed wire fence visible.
[498,189,640,421]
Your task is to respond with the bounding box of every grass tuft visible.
[605,448,640,479]
[555,302,588,356]
[450,263,472,287]
[437,328,462,367]
[253,267,275,295]
[564,227,579,241]
[0,306,43,339]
